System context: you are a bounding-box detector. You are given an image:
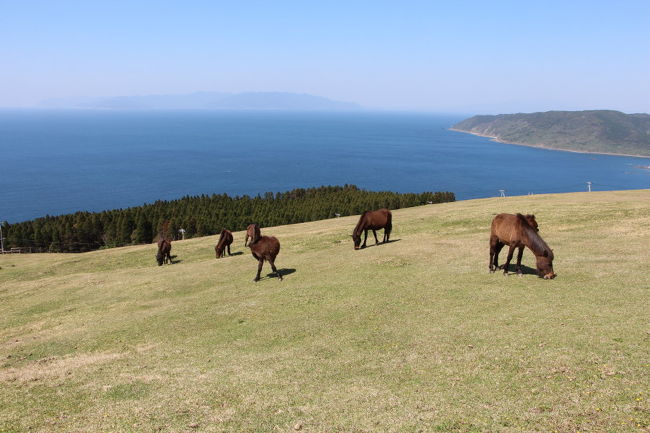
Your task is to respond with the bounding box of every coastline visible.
[449,128,650,160]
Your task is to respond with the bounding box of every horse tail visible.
[385,210,393,233]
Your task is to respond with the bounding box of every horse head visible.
[351,233,362,250]
[536,249,556,279]
[245,223,261,247]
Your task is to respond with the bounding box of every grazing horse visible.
[156,239,172,266]
[245,223,282,282]
[215,229,233,258]
[489,213,555,279]
[352,208,392,250]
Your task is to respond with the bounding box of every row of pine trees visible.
[3,185,454,253]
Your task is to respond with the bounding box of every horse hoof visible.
[253,278,260,283]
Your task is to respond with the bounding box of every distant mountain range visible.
[452,110,650,157]
[38,91,361,111]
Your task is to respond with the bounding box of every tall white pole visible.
[587,181,592,192]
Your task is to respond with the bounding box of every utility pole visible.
[499,189,506,198]
[586,181,592,192]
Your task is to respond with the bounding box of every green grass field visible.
[1,190,649,433]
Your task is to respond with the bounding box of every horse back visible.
[158,238,171,252]
[491,213,524,245]
[218,229,233,246]
[363,208,391,230]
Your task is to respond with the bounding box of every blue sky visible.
[2,0,649,113]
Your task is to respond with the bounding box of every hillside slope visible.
[1,190,650,432]
[452,110,650,157]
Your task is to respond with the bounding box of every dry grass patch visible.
[0,351,125,384]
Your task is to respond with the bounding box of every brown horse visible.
[352,208,392,250]
[245,223,282,282]
[489,213,555,278]
[156,239,172,266]
[215,229,233,258]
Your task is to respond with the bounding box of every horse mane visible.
[516,214,552,258]
[217,229,227,244]
[249,223,261,244]
[353,211,369,235]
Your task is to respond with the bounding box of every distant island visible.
[452,110,650,157]
[38,91,361,111]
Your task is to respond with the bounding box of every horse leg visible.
[494,243,505,269]
[373,230,379,245]
[503,245,516,275]
[227,244,231,256]
[362,230,368,248]
[489,236,500,272]
[516,246,525,275]
[489,245,495,273]
[254,259,264,282]
[270,257,282,281]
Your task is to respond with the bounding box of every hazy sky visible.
[2,0,649,113]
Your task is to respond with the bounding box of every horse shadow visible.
[361,239,401,249]
[168,255,182,264]
[265,268,297,279]
[228,251,244,256]
[500,264,537,276]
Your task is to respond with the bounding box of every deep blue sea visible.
[1,110,649,223]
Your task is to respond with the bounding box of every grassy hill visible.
[1,190,649,433]
[452,110,650,157]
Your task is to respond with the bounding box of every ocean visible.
[1,110,649,223]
